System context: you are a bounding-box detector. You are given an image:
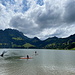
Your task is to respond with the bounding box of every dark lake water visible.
[0,49,75,75]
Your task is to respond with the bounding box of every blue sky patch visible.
[36,0,44,6]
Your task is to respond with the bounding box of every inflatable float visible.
[20,57,32,59]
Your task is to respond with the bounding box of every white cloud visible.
[0,3,9,29]
[0,0,75,39]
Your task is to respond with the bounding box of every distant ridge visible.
[0,28,75,49]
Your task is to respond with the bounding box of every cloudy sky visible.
[0,0,75,39]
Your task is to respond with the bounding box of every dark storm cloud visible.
[33,2,62,29]
[10,16,40,35]
[64,0,75,23]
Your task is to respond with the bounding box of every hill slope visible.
[0,29,75,49]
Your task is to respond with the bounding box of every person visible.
[0,51,7,57]
[27,55,29,59]
[35,51,37,54]
[35,51,38,56]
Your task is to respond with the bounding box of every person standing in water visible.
[35,51,37,54]
[27,55,29,59]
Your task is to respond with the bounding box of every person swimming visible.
[35,51,38,55]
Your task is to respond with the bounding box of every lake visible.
[0,49,75,75]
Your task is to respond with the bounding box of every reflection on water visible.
[0,49,75,75]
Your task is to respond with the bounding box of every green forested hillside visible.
[0,29,75,49]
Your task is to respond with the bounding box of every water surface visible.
[0,49,75,75]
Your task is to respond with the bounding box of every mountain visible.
[0,28,75,49]
[0,29,35,48]
[30,37,42,48]
[43,35,75,49]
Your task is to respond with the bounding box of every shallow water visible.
[0,49,75,75]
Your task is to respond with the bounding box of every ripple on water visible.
[0,49,75,75]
